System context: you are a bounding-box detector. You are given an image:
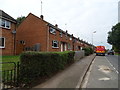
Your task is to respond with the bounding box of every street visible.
[31,54,119,89]
[81,55,119,88]
[106,55,119,72]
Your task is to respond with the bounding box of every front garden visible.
[1,49,93,89]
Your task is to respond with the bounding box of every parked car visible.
[107,50,114,55]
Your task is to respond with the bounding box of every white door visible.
[61,43,63,52]
[65,43,67,51]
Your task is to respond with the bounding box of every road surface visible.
[81,55,119,88]
[106,55,119,72]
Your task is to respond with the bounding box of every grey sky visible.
[1,0,119,49]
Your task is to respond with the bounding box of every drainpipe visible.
[12,24,16,55]
[14,24,17,55]
[47,24,49,52]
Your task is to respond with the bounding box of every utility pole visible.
[41,0,43,15]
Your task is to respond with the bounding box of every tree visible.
[16,16,25,26]
[107,23,120,53]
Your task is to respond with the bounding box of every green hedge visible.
[82,47,93,56]
[19,51,75,85]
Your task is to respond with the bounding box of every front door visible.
[61,42,67,52]
[61,43,63,52]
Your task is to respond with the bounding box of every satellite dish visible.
[12,30,16,34]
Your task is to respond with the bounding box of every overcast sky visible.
[1,0,119,49]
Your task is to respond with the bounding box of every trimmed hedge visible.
[19,51,75,85]
[82,47,93,56]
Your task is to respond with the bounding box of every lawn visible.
[115,53,120,56]
[1,56,20,70]
[0,56,20,85]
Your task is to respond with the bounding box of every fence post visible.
[16,62,20,87]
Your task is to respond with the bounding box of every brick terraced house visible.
[16,13,91,54]
[0,10,17,55]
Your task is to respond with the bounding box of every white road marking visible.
[98,77,110,81]
[105,57,119,74]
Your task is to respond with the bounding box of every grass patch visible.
[115,53,120,55]
[1,56,20,70]
[0,56,20,85]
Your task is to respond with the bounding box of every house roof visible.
[27,13,91,45]
[0,10,17,23]
[28,13,73,37]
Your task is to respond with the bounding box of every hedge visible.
[19,51,75,86]
[82,47,93,56]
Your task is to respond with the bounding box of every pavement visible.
[32,54,96,88]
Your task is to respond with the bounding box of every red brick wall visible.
[0,23,16,55]
[48,28,74,52]
[16,13,88,54]
[16,13,48,54]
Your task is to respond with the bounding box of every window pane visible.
[0,38,4,47]
[50,27,56,34]
[52,40,58,48]
[54,43,57,47]
[0,19,2,27]
[6,21,10,28]
[1,19,5,27]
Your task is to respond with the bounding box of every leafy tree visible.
[107,23,120,53]
[16,16,25,26]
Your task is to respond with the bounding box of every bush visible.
[19,51,75,85]
[82,47,93,56]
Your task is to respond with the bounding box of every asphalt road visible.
[81,55,119,88]
[105,55,119,72]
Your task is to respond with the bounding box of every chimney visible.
[40,15,44,20]
[72,34,73,37]
[66,30,68,33]
[55,24,58,28]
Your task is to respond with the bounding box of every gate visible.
[0,62,20,90]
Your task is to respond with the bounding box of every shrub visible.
[82,47,93,56]
[19,51,75,86]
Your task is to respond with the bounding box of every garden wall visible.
[74,50,85,61]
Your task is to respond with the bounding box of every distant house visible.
[16,13,90,54]
[0,10,17,55]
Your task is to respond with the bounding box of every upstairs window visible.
[0,37,5,48]
[0,19,1,26]
[49,27,56,34]
[6,21,10,28]
[52,40,59,48]
[60,32,62,37]
[68,43,71,49]
[1,19,5,27]
[69,37,72,40]
[65,34,68,39]
[0,19,11,29]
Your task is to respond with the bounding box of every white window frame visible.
[0,18,11,29]
[68,43,71,49]
[65,34,68,39]
[0,19,2,27]
[60,32,62,37]
[0,37,5,48]
[69,37,72,40]
[49,27,56,34]
[5,20,10,29]
[52,40,59,48]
